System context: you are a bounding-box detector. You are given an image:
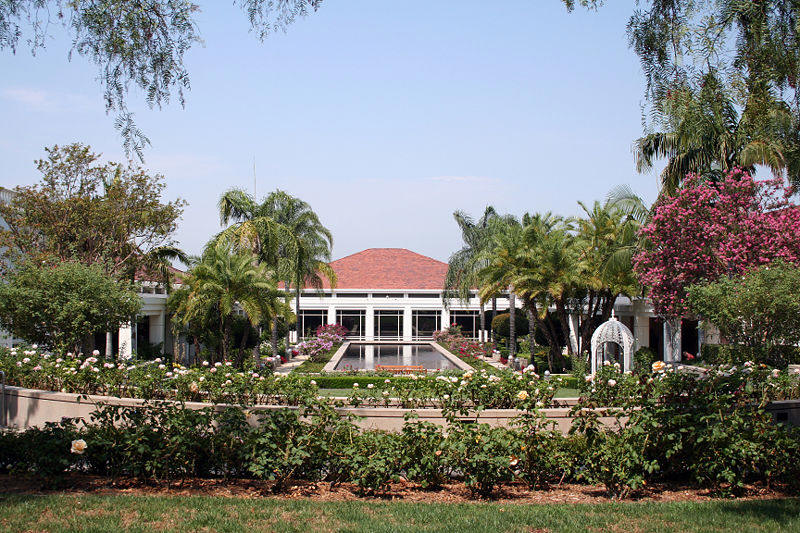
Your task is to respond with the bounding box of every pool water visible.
[334,343,457,371]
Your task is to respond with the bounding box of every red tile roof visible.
[318,248,447,290]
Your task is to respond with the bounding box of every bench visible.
[374,365,427,375]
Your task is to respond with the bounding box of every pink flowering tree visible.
[634,169,800,319]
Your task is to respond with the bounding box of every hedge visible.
[700,344,800,368]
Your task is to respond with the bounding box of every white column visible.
[632,299,650,349]
[105,331,114,357]
[663,318,682,363]
[567,314,580,354]
[403,306,413,341]
[149,312,165,346]
[118,322,133,360]
[402,344,413,365]
[327,306,336,326]
[365,344,375,368]
[365,306,375,341]
[441,308,450,331]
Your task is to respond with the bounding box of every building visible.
[291,248,512,342]
[287,248,697,360]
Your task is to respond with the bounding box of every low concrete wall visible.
[2,386,618,434]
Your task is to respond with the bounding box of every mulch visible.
[0,475,793,505]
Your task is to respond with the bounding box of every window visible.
[371,293,404,299]
[412,310,440,338]
[408,293,440,299]
[301,291,332,298]
[336,293,368,298]
[450,310,480,338]
[375,309,403,339]
[299,310,326,338]
[336,309,366,338]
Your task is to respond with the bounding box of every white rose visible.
[92,350,100,356]
[70,439,87,454]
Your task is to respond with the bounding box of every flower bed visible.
[0,346,563,410]
[433,329,498,372]
[294,324,348,361]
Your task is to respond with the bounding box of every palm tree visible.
[572,200,640,355]
[443,207,500,342]
[171,242,290,364]
[634,71,792,193]
[478,215,528,360]
[218,189,336,354]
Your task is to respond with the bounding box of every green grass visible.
[1,494,798,532]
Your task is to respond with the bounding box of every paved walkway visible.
[274,355,308,374]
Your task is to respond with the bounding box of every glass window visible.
[336,309,366,338]
[375,309,403,339]
[299,310,326,338]
[371,293,405,299]
[451,310,480,338]
[408,293,440,299]
[412,310,440,338]
[336,293,368,298]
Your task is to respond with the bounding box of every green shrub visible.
[491,313,529,338]
[633,347,657,373]
[687,262,800,367]
[248,404,352,489]
[335,429,402,495]
[400,414,449,489]
[513,413,571,489]
[583,427,658,499]
[700,344,800,368]
[3,421,82,483]
[446,422,521,497]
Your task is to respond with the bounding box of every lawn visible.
[1,494,798,532]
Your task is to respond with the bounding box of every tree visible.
[571,200,640,355]
[169,241,290,364]
[634,169,800,319]
[628,1,800,188]
[687,262,800,366]
[218,188,335,354]
[0,143,185,281]
[0,260,141,352]
[477,205,639,371]
[633,71,792,193]
[1,1,322,158]
[443,206,502,342]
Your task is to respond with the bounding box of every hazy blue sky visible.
[0,1,664,262]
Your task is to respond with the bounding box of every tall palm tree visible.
[478,215,528,359]
[635,71,791,193]
[572,200,640,355]
[443,206,500,342]
[480,213,577,370]
[171,242,290,363]
[218,189,335,353]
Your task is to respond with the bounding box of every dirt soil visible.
[0,475,792,505]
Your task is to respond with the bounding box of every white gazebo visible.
[590,314,634,374]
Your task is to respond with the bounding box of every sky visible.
[0,1,665,262]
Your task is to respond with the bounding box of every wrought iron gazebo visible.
[590,314,634,375]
